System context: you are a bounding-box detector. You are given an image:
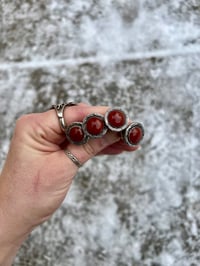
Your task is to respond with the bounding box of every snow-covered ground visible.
[0,1,200,265]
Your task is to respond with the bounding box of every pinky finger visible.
[98,140,140,155]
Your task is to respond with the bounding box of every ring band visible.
[51,102,77,131]
[64,150,83,168]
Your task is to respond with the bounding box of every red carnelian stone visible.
[128,127,143,144]
[107,110,126,128]
[86,117,104,135]
[69,126,85,142]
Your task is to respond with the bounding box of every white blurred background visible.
[0,1,200,265]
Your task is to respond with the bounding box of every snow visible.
[0,0,200,265]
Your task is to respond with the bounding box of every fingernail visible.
[102,132,120,146]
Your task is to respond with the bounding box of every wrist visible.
[0,179,30,266]
[0,242,22,266]
[0,229,27,266]
[0,207,29,266]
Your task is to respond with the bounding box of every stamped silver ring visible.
[64,150,83,168]
[122,122,144,146]
[82,113,108,138]
[65,122,89,145]
[104,107,129,132]
[51,102,77,131]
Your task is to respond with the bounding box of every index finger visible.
[46,103,110,136]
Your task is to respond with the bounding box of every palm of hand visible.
[0,105,138,234]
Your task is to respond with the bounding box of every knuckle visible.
[82,141,96,157]
[16,113,34,125]
[15,114,38,136]
[15,114,30,131]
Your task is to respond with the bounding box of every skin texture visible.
[0,104,139,265]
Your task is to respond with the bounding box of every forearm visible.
[0,243,21,266]
[0,207,28,266]
[0,217,27,266]
[0,206,29,266]
[0,174,29,266]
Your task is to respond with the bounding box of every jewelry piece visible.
[64,150,83,168]
[82,113,108,138]
[105,108,129,132]
[65,122,88,145]
[122,122,144,146]
[51,102,77,131]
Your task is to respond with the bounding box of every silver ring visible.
[51,102,77,131]
[104,107,129,132]
[121,122,144,146]
[65,122,89,145]
[64,150,83,168]
[82,113,108,138]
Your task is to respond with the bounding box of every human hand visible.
[0,103,139,265]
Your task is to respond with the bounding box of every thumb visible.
[62,132,121,169]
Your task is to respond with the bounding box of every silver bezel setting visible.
[82,113,108,138]
[122,122,144,146]
[65,122,88,145]
[104,108,129,132]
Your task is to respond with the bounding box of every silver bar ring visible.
[51,102,77,131]
[64,150,83,168]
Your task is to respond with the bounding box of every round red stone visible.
[86,117,104,135]
[128,126,143,145]
[68,126,85,143]
[107,110,126,128]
